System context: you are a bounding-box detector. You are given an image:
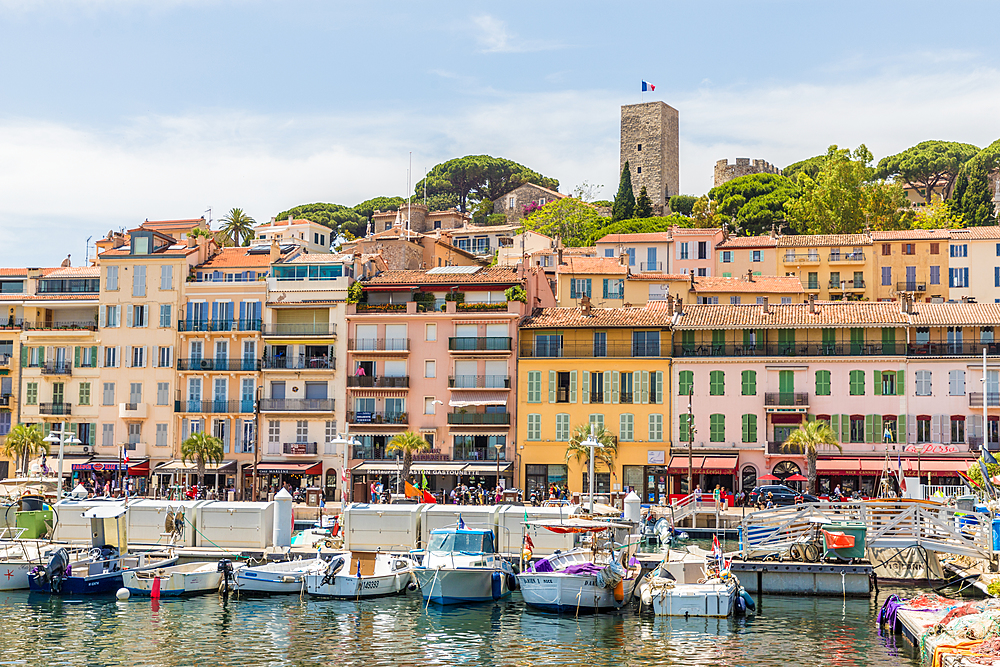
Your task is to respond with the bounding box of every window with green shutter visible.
[681,330,695,353]
[589,413,604,433]
[25,382,37,405]
[555,413,570,441]
[741,370,756,396]
[649,414,663,441]
[777,329,796,354]
[882,327,896,354]
[710,414,725,442]
[849,370,865,395]
[620,414,634,441]
[815,370,831,395]
[527,371,541,403]
[821,328,836,354]
[712,330,726,353]
[527,414,541,440]
[709,370,724,396]
[850,328,864,355]
[678,370,693,395]
[741,414,757,443]
[679,413,692,442]
[742,329,760,349]
[79,382,91,406]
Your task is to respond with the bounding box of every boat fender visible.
[740,589,756,611]
[491,571,502,600]
[407,581,419,592]
[506,572,518,592]
[613,579,624,603]
[735,594,746,614]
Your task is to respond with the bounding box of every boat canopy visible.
[427,529,496,554]
[525,518,631,534]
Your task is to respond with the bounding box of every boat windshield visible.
[428,531,494,554]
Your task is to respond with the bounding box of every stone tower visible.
[620,101,679,215]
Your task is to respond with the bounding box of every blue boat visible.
[411,527,514,605]
[29,504,176,596]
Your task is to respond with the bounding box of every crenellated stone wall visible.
[713,158,782,188]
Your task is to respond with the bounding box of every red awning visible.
[127,460,150,476]
[817,458,974,476]
[903,458,974,473]
[666,456,738,475]
[252,462,322,475]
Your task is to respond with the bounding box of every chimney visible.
[673,296,683,315]
[581,294,592,316]
[558,248,564,265]
[619,252,627,267]
[288,214,293,224]
[269,238,280,264]
[746,268,754,282]
[761,297,769,314]
[901,294,912,314]
[808,293,816,314]
[666,294,675,312]
[689,271,695,290]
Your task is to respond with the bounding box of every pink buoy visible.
[151,576,161,600]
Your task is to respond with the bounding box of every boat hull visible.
[648,580,739,617]
[29,556,180,596]
[413,567,510,605]
[123,568,228,597]
[236,559,328,594]
[0,563,40,591]
[517,572,636,613]
[304,571,412,599]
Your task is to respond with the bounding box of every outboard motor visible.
[217,559,235,596]
[320,556,346,587]
[38,548,70,593]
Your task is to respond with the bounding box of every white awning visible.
[448,392,508,407]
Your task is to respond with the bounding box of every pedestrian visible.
[694,485,702,508]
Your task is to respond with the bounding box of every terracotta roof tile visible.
[906,302,1000,327]
[674,302,909,329]
[556,257,627,275]
[668,227,722,236]
[871,229,951,241]
[688,275,804,294]
[197,248,284,269]
[44,266,100,278]
[596,232,672,243]
[777,234,872,247]
[0,269,27,277]
[99,245,198,258]
[948,226,1000,240]
[508,183,565,200]
[628,273,688,281]
[521,301,673,329]
[716,235,778,249]
[362,266,521,286]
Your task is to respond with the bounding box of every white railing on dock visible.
[740,500,992,560]
[656,493,724,524]
[922,485,967,500]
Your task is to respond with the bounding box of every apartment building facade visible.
[871,230,950,301]
[775,234,876,301]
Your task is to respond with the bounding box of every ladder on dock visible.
[654,493,724,528]
[739,500,993,560]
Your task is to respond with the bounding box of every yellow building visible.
[775,234,875,301]
[871,230,950,301]
[517,301,671,497]
[715,234,779,279]
[669,274,805,305]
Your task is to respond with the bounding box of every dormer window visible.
[132,233,152,255]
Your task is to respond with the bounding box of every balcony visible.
[909,342,1000,357]
[767,441,794,454]
[672,342,904,358]
[969,392,1000,408]
[783,253,820,263]
[829,279,865,290]
[175,399,255,414]
[448,375,511,389]
[453,446,507,461]
[39,402,71,415]
[348,411,408,425]
[347,376,410,388]
[519,342,663,358]
[448,337,512,352]
[119,402,148,419]
[828,251,866,263]
[260,398,335,412]
[968,437,1000,452]
[640,262,663,272]
[177,358,261,371]
[447,412,511,425]
[806,282,821,291]
[0,355,9,367]
[896,281,928,293]
[348,338,409,352]
[0,395,11,407]
[41,362,73,375]
[764,393,810,410]
[282,442,318,456]
[177,319,262,333]
[262,356,334,370]
[24,321,97,331]
[262,323,336,336]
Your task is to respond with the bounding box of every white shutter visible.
[907,414,916,443]
[124,346,132,368]
[641,371,650,404]
[141,346,147,368]
[125,306,132,328]
[98,346,104,368]
[99,307,106,328]
[548,370,556,403]
[654,371,663,404]
[603,370,611,403]
[582,370,590,405]
[168,346,174,367]
[611,371,619,404]
[115,346,121,368]
[569,370,577,404]
[931,414,942,443]
[142,305,149,327]
[674,242,681,260]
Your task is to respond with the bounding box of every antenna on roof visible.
[85,236,91,265]
[205,208,212,227]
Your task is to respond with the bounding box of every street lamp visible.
[43,428,82,500]
[327,432,360,505]
[582,425,603,515]
[495,441,504,500]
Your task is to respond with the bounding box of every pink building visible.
[670,227,724,277]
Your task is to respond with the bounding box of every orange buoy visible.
[613,579,624,602]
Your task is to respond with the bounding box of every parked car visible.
[748,485,819,507]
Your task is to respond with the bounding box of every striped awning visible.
[351,390,408,398]
[449,431,510,437]
[448,392,507,407]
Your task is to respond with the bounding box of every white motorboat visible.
[304,551,415,599]
[412,527,514,605]
[235,557,329,594]
[123,559,244,597]
[639,549,747,617]
[516,518,641,613]
[0,542,89,591]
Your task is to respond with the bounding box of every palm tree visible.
[565,424,619,488]
[0,424,48,476]
[219,208,256,247]
[780,420,842,495]
[180,431,225,487]
[386,431,430,494]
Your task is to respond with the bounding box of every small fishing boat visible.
[0,542,91,591]
[639,545,749,617]
[122,559,244,597]
[304,551,416,599]
[235,557,329,594]
[412,526,514,605]
[28,505,177,596]
[516,518,641,613]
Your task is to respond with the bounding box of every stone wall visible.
[620,101,680,215]
[713,158,781,188]
[492,182,564,224]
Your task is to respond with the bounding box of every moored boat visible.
[639,547,747,617]
[412,526,514,605]
[122,560,244,597]
[235,557,329,594]
[304,551,415,599]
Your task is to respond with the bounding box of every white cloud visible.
[471,14,563,54]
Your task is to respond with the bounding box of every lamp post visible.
[43,428,82,500]
[582,425,603,515]
[327,432,360,505]
[495,442,503,499]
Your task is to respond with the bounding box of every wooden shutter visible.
[548,370,556,403]
[896,370,905,396]
[873,370,882,395]
[582,371,590,404]
[654,371,663,404]
[611,371,619,404]
[569,370,577,404]
[603,370,611,404]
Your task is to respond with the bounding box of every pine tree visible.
[634,186,653,218]
[611,162,636,222]
[949,158,996,226]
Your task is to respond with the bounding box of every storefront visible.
[524,464,568,497]
[250,461,322,497]
[815,457,973,497]
[665,455,738,500]
[350,461,469,502]
[153,459,237,494]
[72,458,150,495]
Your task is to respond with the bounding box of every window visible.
[850,416,865,442]
[807,272,819,290]
[570,278,591,299]
[949,268,970,288]
[636,167,641,174]
[697,268,708,277]
[678,370,693,395]
[555,413,570,441]
[679,413,692,442]
[751,250,761,262]
[534,334,562,357]
[882,244,890,256]
[949,369,966,395]
[25,382,37,405]
[709,370,724,396]
[527,414,541,440]
[637,143,642,151]
[131,346,145,368]
[424,397,436,415]
[102,423,114,447]
[950,244,968,258]
[590,371,604,403]
[104,305,120,328]
[849,370,865,396]
[632,330,659,356]
[730,296,741,305]
[697,242,708,260]
[930,266,940,285]
[79,382,91,406]
[129,382,142,404]
[951,417,965,444]
[527,371,542,402]
[127,423,141,446]
[267,421,280,452]
[425,323,436,341]
[649,414,663,442]
[102,382,115,406]
[880,371,896,396]
[781,297,792,305]
[881,267,891,286]
[741,370,756,395]
[160,265,173,290]
[296,420,309,443]
[903,244,915,255]
[555,371,570,403]
[424,360,435,378]
[157,382,169,406]
[917,417,931,443]
[721,251,732,263]
[709,414,725,442]
[593,331,607,357]
[626,248,636,266]
[815,370,831,396]
[158,346,172,368]
[679,243,689,260]
[159,304,172,327]
[603,279,624,299]
[619,414,634,441]
[915,370,931,396]
[132,265,146,297]
[698,296,718,304]
[156,423,168,447]
[742,414,757,443]
[106,266,118,291]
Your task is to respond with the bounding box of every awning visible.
[904,458,975,473]
[666,455,738,475]
[462,461,513,474]
[351,461,469,476]
[449,431,510,437]
[816,459,886,475]
[72,458,149,475]
[153,459,238,473]
[448,392,508,407]
[352,390,408,398]
[252,461,322,475]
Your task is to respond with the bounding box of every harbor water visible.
[0,585,928,666]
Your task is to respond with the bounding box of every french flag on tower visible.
[642,80,655,92]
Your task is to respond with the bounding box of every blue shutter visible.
[185,302,193,327]
[602,279,609,299]
[211,301,219,322]
[964,268,970,287]
[996,267,999,288]
[239,301,246,329]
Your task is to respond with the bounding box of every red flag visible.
[712,534,722,559]
[422,489,437,504]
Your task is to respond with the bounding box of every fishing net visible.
[908,593,960,610]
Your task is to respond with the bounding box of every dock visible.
[731,559,873,597]
[881,595,1000,666]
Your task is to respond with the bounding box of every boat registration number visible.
[519,578,553,584]
[362,580,380,589]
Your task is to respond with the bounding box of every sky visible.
[1,0,999,266]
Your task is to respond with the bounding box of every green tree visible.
[783,155,826,182]
[584,214,693,245]
[219,208,256,247]
[386,431,431,494]
[414,155,557,213]
[180,431,225,487]
[274,203,367,239]
[521,197,604,246]
[690,195,723,228]
[708,173,799,236]
[948,141,998,226]
[779,421,842,495]
[611,162,635,222]
[669,195,698,216]
[565,424,618,479]
[910,199,961,229]
[875,140,980,204]
[0,424,48,476]
[634,186,653,218]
